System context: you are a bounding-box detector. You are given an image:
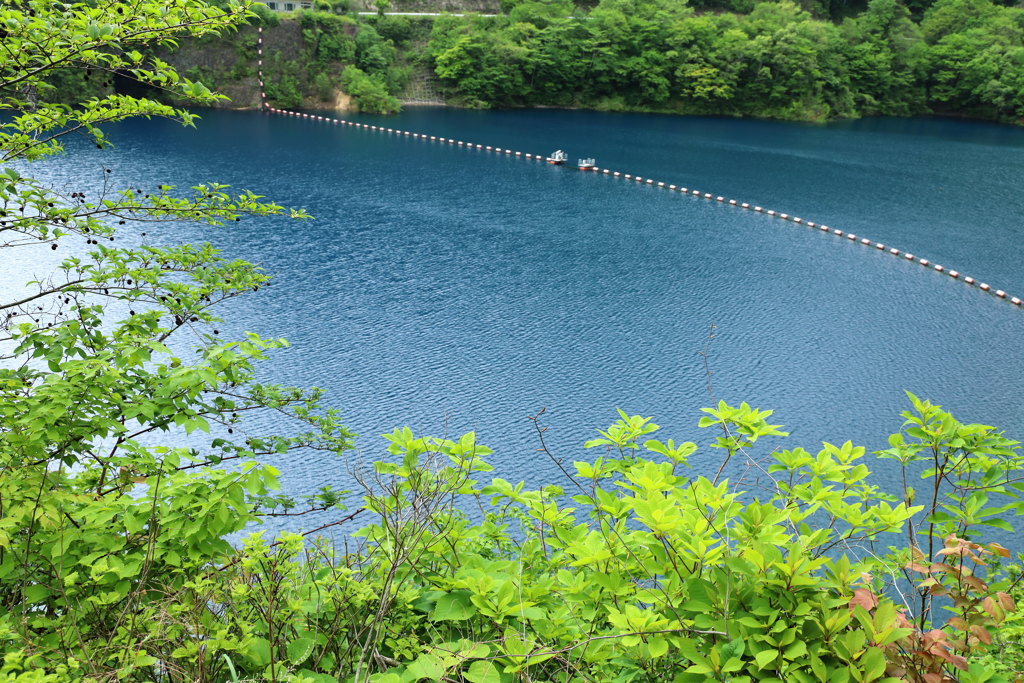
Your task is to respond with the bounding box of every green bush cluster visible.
[341,65,403,112]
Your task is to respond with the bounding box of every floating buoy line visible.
[255,28,1021,309]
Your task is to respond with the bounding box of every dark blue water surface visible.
[12,108,1024,538]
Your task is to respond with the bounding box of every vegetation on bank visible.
[42,0,1024,122]
[5,0,1024,681]
[426,0,1024,122]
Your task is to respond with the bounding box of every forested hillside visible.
[60,0,1021,123]
[427,0,1024,122]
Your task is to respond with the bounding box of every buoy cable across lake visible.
[253,28,1021,309]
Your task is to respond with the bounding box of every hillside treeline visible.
[426,0,1024,122]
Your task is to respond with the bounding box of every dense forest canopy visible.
[425,0,1024,122]
[46,0,1023,122]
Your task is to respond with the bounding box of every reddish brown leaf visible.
[986,542,1011,558]
[962,575,986,592]
[949,653,969,670]
[970,624,993,645]
[946,616,968,631]
[850,588,878,611]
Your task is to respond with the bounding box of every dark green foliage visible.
[424,0,1024,123]
[341,65,402,112]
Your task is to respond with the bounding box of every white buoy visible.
[876,243,884,249]
[904,253,914,260]
[614,172,620,176]
[890,248,900,255]
[1011,297,1022,305]
[717,196,724,201]
[658,182,665,187]
[919,258,929,266]
[647,179,654,184]
[670,185,677,190]
[950,270,959,278]
[861,238,870,245]
[729,199,737,205]
[847,234,856,240]
[625,174,632,179]
[996,290,1006,298]
[755,206,763,211]
[793,217,801,223]
[980,283,991,291]
[780,213,788,219]
[834,230,844,236]
[934,265,944,272]
[965,277,975,284]
[742,203,749,209]
[767,210,776,216]
[604,169,610,174]
[704,193,712,199]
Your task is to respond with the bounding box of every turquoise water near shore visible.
[14,108,1024,538]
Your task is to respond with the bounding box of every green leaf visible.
[287,637,315,665]
[860,647,886,682]
[431,590,477,621]
[243,637,271,668]
[648,636,668,658]
[464,660,502,683]
[755,650,778,669]
[405,653,444,681]
[24,584,50,603]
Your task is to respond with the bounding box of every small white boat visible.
[578,158,596,171]
[546,150,567,165]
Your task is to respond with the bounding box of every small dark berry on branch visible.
[51,244,57,250]
[105,169,111,173]
[213,330,219,335]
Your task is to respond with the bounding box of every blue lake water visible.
[12,108,1024,539]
